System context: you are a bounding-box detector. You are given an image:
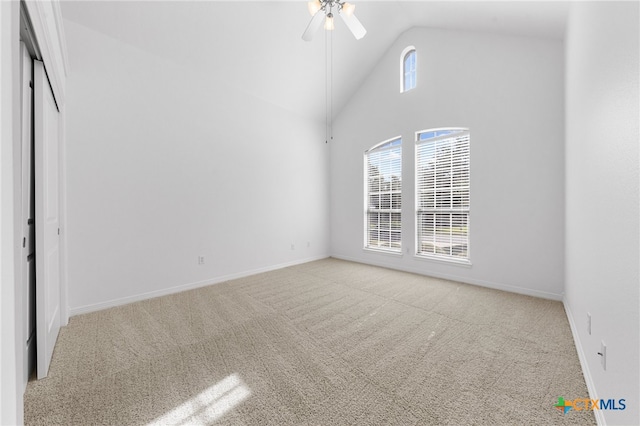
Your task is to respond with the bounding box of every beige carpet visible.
[24,258,594,425]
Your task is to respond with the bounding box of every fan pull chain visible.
[325,28,333,143]
[330,28,333,142]
[324,24,334,143]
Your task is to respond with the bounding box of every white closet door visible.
[20,42,35,386]
[34,60,61,379]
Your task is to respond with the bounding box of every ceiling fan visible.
[302,0,367,41]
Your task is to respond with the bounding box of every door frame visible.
[1,2,24,424]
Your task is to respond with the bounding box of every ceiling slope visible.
[61,1,569,123]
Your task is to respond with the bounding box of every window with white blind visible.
[416,128,470,262]
[365,137,402,252]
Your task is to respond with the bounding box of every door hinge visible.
[58,228,60,235]
[23,237,26,248]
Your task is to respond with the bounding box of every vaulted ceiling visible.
[61,1,570,123]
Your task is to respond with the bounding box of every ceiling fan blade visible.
[302,10,325,41]
[340,12,366,40]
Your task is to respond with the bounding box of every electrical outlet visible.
[307,241,311,248]
[599,341,606,371]
[587,312,591,335]
[198,256,205,265]
[290,244,295,250]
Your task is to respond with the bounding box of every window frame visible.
[400,46,416,93]
[415,128,471,264]
[364,136,403,254]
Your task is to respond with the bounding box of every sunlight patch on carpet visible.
[148,374,251,425]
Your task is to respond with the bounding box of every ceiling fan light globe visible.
[342,2,355,17]
[324,14,335,30]
[308,0,322,16]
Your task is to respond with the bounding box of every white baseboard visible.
[330,253,564,301]
[563,298,605,425]
[69,254,329,317]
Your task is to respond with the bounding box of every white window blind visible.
[365,138,402,252]
[416,129,470,261]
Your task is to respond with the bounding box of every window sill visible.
[414,254,472,267]
[363,247,403,257]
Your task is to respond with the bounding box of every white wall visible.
[331,27,565,299]
[64,20,330,314]
[564,2,639,425]
[0,1,23,424]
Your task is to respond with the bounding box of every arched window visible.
[416,128,470,262]
[401,47,416,93]
[365,137,402,252]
